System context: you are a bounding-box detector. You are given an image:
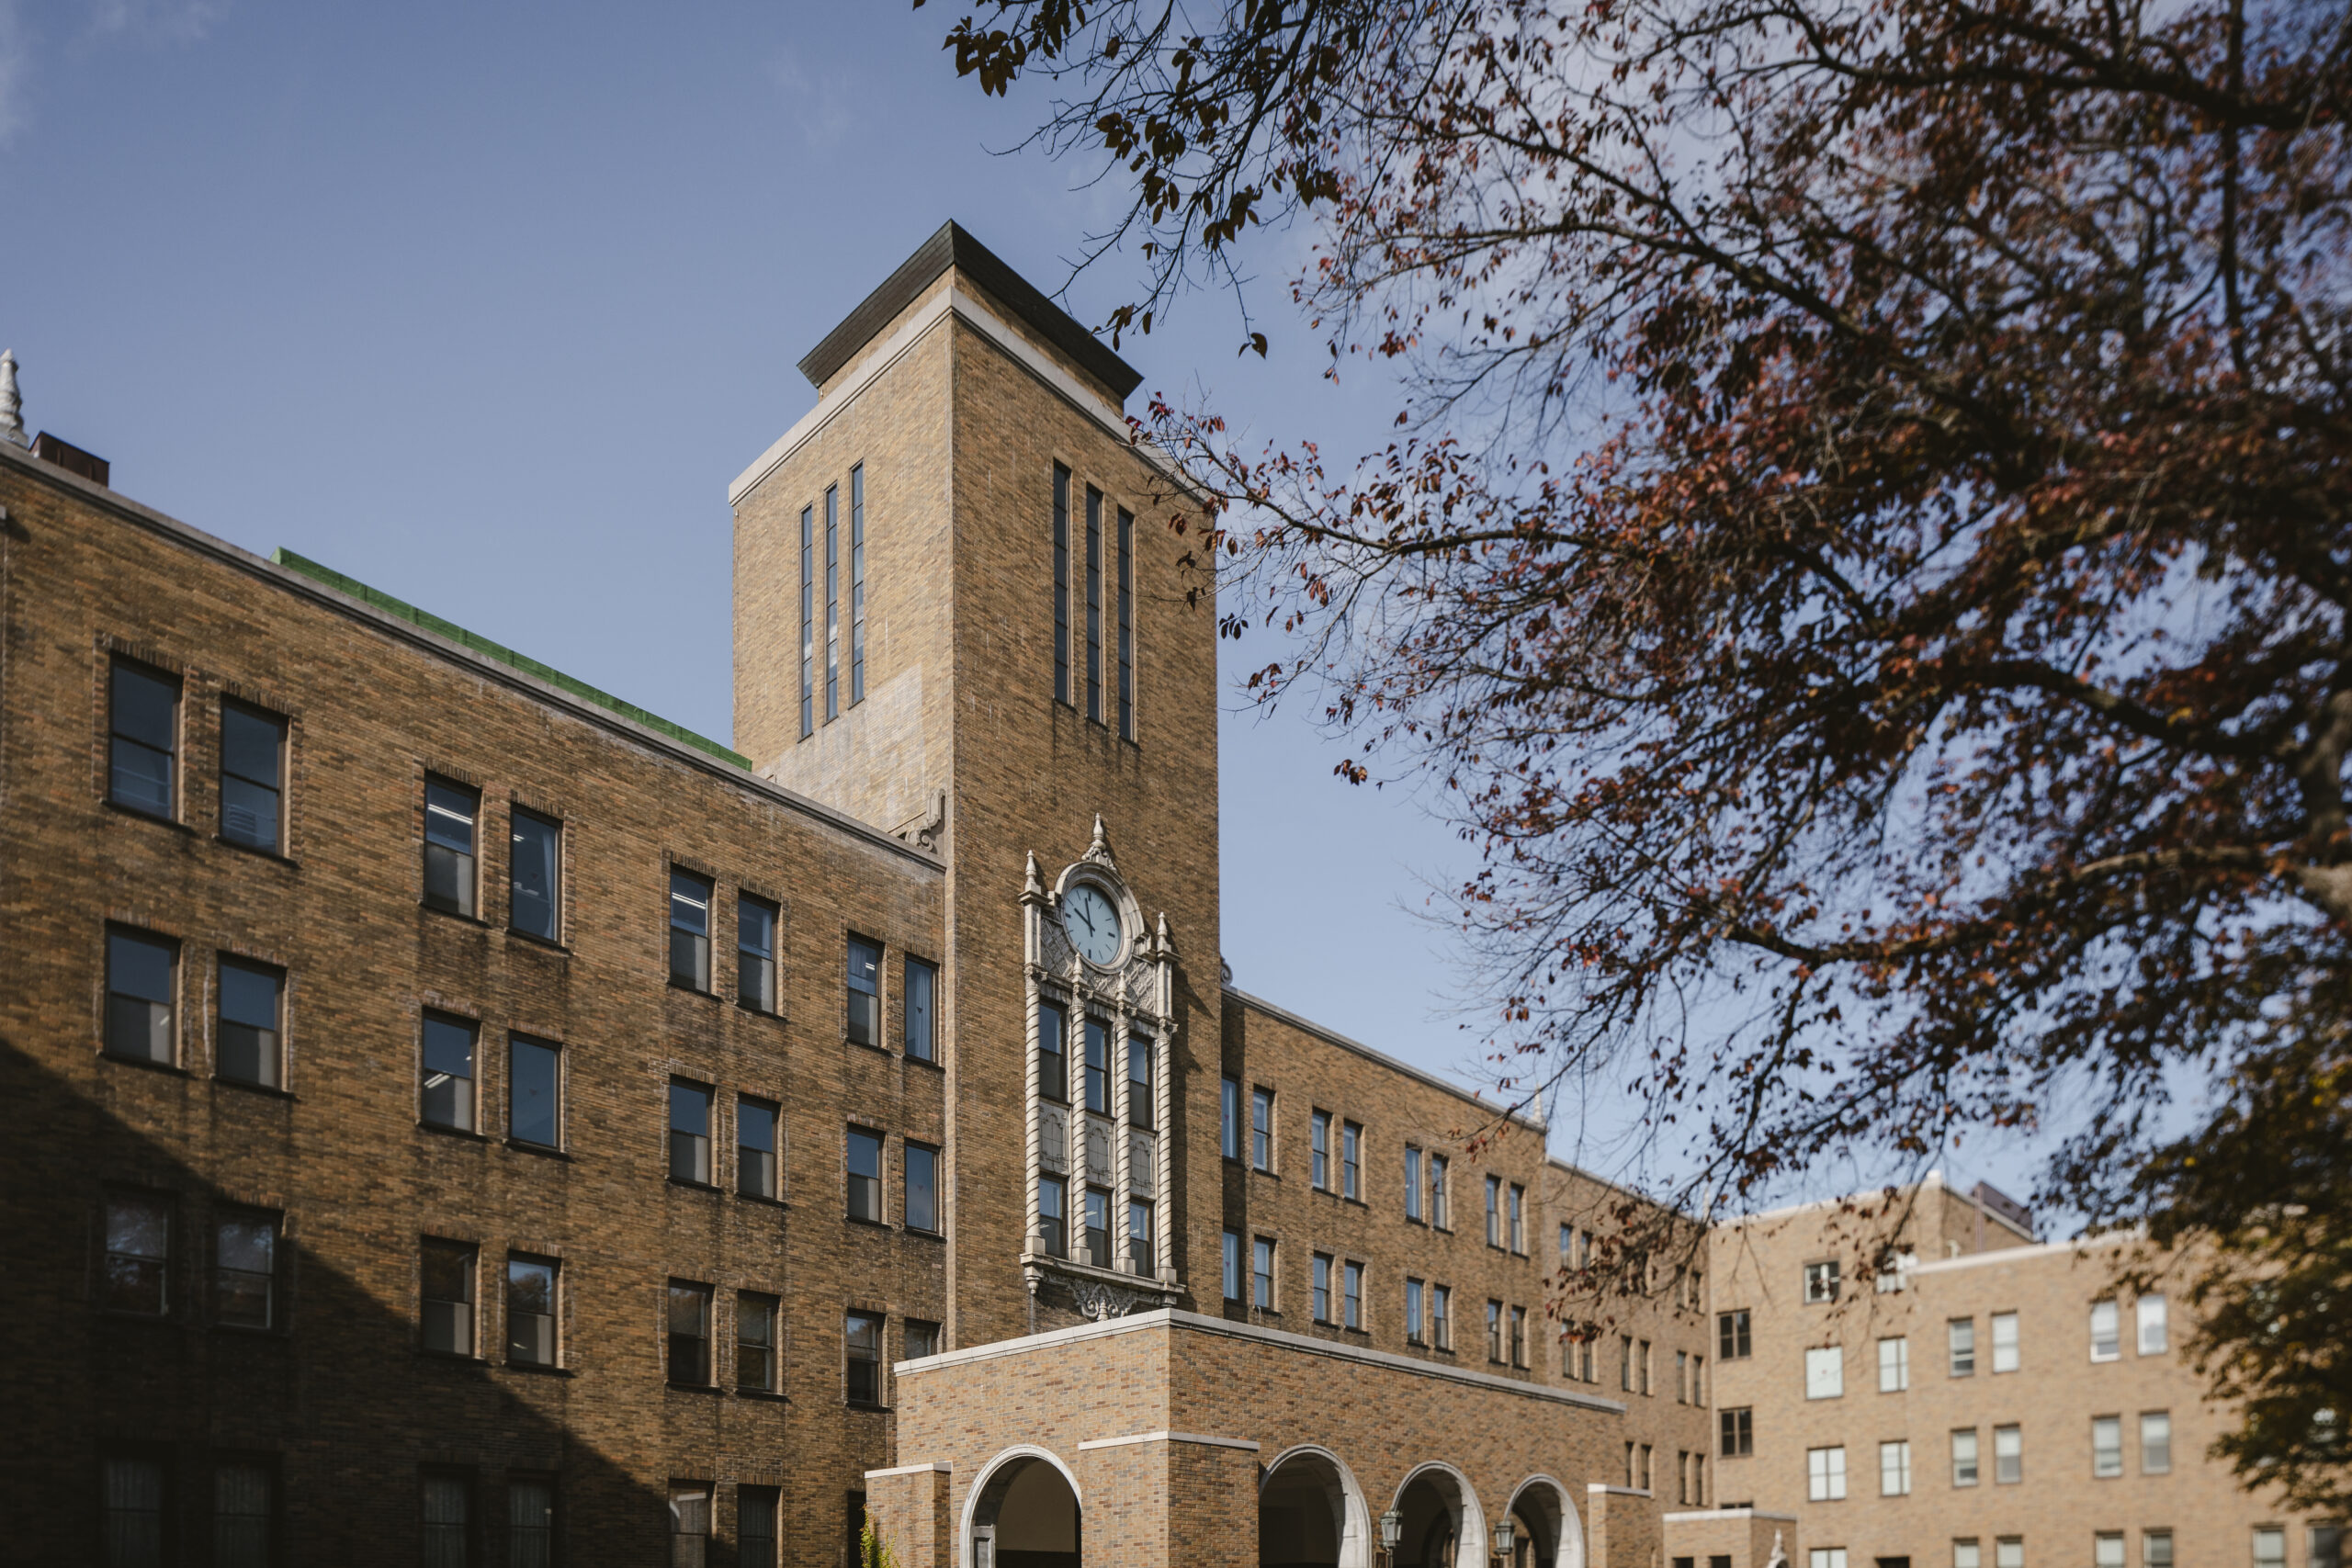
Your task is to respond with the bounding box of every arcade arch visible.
[1259,1445,1374,1568]
[1502,1475,1586,1568]
[1389,1462,1487,1568]
[963,1447,1081,1568]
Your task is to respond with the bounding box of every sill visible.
[505,1139,570,1160]
[101,1052,187,1077]
[735,1000,784,1020]
[419,901,491,926]
[845,1215,894,1232]
[735,1190,788,1208]
[666,1382,724,1395]
[1251,1168,1279,1181]
[846,1401,891,1414]
[904,1226,946,1242]
[667,979,717,998]
[418,1348,481,1364]
[505,1361,573,1377]
[418,1121,487,1141]
[213,1077,296,1100]
[1432,1224,1453,1235]
[847,1036,891,1056]
[667,1178,720,1193]
[1345,1196,1369,1210]
[505,929,570,954]
[904,1053,944,1072]
[213,833,298,866]
[208,1322,282,1337]
[734,1387,789,1403]
[104,799,195,833]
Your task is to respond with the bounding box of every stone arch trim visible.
[1503,1473,1585,1568]
[1260,1443,1375,1568]
[1390,1460,1489,1565]
[960,1444,1083,1568]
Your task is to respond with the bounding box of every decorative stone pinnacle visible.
[0,351,25,449]
[1083,814,1116,867]
[1023,850,1046,902]
[1155,912,1175,956]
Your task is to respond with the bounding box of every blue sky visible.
[4,0,2071,1212]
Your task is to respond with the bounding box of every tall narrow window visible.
[1952,1427,1980,1485]
[2141,1411,2172,1473]
[798,503,815,739]
[218,701,285,852]
[1433,1284,1451,1348]
[421,1239,476,1354]
[508,808,560,942]
[1805,1345,1844,1399]
[2091,1300,2121,1360]
[1084,485,1103,722]
[1487,1176,1503,1246]
[823,483,841,720]
[1993,1423,2022,1483]
[109,659,178,818]
[1508,1182,1525,1250]
[422,1474,469,1567]
[1220,1075,1239,1158]
[1116,505,1135,739]
[1128,1034,1154,1128]
[1313,1254,1333,1321]
[846,1126,884,1222]
[1721,1408,1755,1457]
[508,1035,560,1148]
[739,1488,779,1568]
[1084,1186,1112,1268]
[669,1082,712,1185]
[1806,1445,1848,1501]
[420,1012,477,1132]
[1345,1261,1365,1328]
[105,1193,171,1315]
[668,1282,712,1384]
[669,870,712,991]
[1881,1440,1913,1495]
[905,1142,939,1233]
[1128,1198,1155,1274]
[1343,1124,1363,1201]
[904,956,937,1061]
[737,1292,778,1391]
[1083,1018,1110,1113]
[217,957,282,1089]
[1253,1237,1275,1309]
[2137,1294,2168,1354]
[1991,1310,2020,1371]
[1405,1146,1423,1220]
[1950,1316,1977,1375]
[1038,1175,1069,1258]
[423,778,479,916]
[1407,1277,1425,1341]
[1052,465,1071,705]
[848,464,866,705]
[737,895,777,1012]
[1430,1155,1450,1228]
[214,1462,274,1568]
[214,1211,275,1329]
[105,928,177,1066]
[1487,1299,1505,1361]
[846,1311,884,1404]
[738,1098,778,1200]
[2093,1416,2124,1476]
[1223,1231,1242,1301]
[1039,1001,1069,1101]
[1311,1111,1331,1190]
[505,1257,557,1366]
[509,1481,554,1568]
[2257,1532,2289,1568]
[2144,1536,2175,1568]
[846,935,881,1045]
[1719,1310,1753,1359]
[1251,1088,1273,1171]
[1510,1297,1526,1360]
[1880,1336,1911,1392]
[103,1455,167,1566]
[670,1486,710,1568]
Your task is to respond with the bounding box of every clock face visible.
[1061,883,1123,966]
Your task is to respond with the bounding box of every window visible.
[1880,1440,1912,1495]
[1223,1231,1242,1301]
[1621,1335,1635,1391]
[103,1455,168,1566]
[1053,465,1071,705]
[1432,1284,1452,1348]
[1678,1348,1690,1402]
[1805,1260,1841,1303]
[1038,1175,1068,1258]
[505,1257,557,1366]
[740,1486,779,1568]
[1721,1407,1754,1457]
[1813,1552,1850,1568]
[1957,1543,1981,1568]
[1128,1198,1154,1274]
[422,1473,470,1567]
[738,896,778,1012]
[905,1319,941,1360]
[1950,1317,1976,1376]
[2091,1300,2121,1360]
[216,956,282,1089]
[1807,1446,1848,1501]
[2146,1534,2175,1568]
[1253,1238,1275,1309]
[1880,1336,1910,1392]
[668,1281,712,1384]
[1806,1345,1844,1399]
[1083,1018,1111,1114]
[738,1097,778,1200]
[847,935,881,1045]
[2093,1416,2123,1477]
[1251,1088,1273,1171]
[904,956,937,1061]
[1991,1311,2019,1372]
[2137,1294,2168,1354]
[1311,1111,1331,1190]
[1127,1034,1154,1128]
[1509,1183,1525,1251]
[1487,1300,1505,1361]
[905,1142,939,1233]
[1430,1155,1449,1227]
[669,869,713,990]
[845,1126,883,1222]
[1343,1122,1363,1201]
[421,1012,477,1131]
[2256,1532,2288,1568]
[1996,1540,2023,1568]
[737,1292,778,1391]
[214,1461,274,1568]
[1693,1353,1706,1404]
[1640,1338,1654,1394]
[422,1239,476,1354]
[1084,1186,1112,1268]
[424,778,479,916]
[2307,1528,2341,1568]
[1487,1176,1503,1245]
[109,659,179,818]
[848,464,866,705]
[1041,1002,1069,1103]
[509,1479,555,1568]
[1220,1076,1240,1159]
[1952,1427,1980,1485]
[799,502,815,738]
[1085,485,1103,722]
[671,1484,711,1568]
[1993,1423,2021,1483]
[1510,1304,1527,1365]
[670,1082,713,1185]
[104,1193,171,1314]
[218,700,285,852]
[1314,1255,1333,1322]
[105,928,177,1065]
[1116,504,1135,738]
[508,808,560,941]
[1719,1309,1753,1359]
[508,1035,560,1148]
[2141,1411,2172,1473]
[846,1311,884,1404]
[824,483,841,720]
[1407,1278,1425,1341]
[214,1211,275,1329]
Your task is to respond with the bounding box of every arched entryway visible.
[964,1448,1080,1568]
[1502,1476,1585,1568]
[1390,1463,1487,1568]
[1259,1446,1374,1568]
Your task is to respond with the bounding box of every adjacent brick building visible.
[0,223,2333,1568]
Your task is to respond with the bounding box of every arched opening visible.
[968,1450,1080,1568]
[1391,1465,1486,1568]
[1502,1476,1583,1568]
[1260,1447,1372,1568]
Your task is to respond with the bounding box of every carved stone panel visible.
[1083,1113,1114,1186]
[1039,1103,1069,1175]
[1128,1132,1156,1197]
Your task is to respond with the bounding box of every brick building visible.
[0,224,2332,1568]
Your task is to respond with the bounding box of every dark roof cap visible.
[797,221,1143,401]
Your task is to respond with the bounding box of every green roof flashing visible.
[269,548,752,771]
